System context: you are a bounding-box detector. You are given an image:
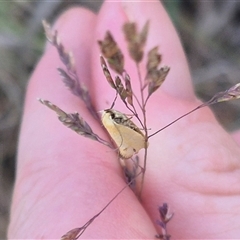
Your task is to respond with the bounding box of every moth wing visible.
[115,124,145,158]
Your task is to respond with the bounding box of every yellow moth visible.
[101,109,148,159]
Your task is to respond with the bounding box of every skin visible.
[8,1,240,239]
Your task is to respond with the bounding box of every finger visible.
[91,0,201,201]
[8,8,116,239]
[90,0,198,237]
[9,7,157,239]
[89,1,240,239]
[106,3,240,240]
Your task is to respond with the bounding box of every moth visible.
[101,109,148,159]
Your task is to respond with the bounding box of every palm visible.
[8,1,240,239]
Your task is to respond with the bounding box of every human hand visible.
[8,1,240,239]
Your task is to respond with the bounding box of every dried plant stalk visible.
[42,20,98,120]
[98,22,170,198]
[38,99,112,148]
[149,83,240,139]
[123,21,149,62]
[124,73,133,106]
[61,228,82,240]
[147,46,162,72]
[156,203,174,240]
[42,20,75,73]
[60,171,142,240]
[205,82,240,104]
[100,56,116,89]
[98,31,124,74]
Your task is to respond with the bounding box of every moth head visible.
[102,109,128,124]
[104,109,116,119]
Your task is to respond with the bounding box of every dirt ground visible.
[1,1,240,239]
